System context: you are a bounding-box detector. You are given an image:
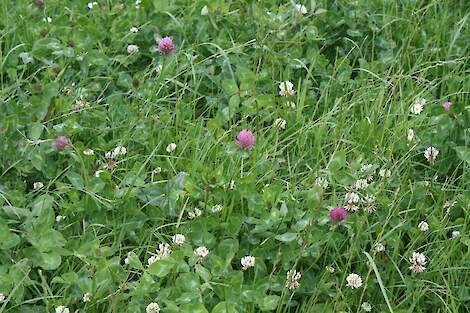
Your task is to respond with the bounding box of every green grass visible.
[0,0,469,312]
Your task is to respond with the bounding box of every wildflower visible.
[241,256,256,270]
[379,168,391,178]
[83,149,94,156]
[146,302,160,313]
[135,0,141,8]
[201,5,209,15]
[147,255,158,266]
[407,128,414,142]
[127,44,139,54]
[443,101,452,111]
[156,243,171,258]
[211,204,223,213]
[410,98,426,115]
[229,180,236,190]
[166,143,177,153]
[194,246,209,261]
[130,26,139,33]
[409,251,426,273]
[188,208,202,219]
[424,146,439,164]
[55,215,66,223]
[274,118,286,130]
[94,170,105,177]
[172,234,186,246]
[374,243,385,253]
[295,4,308,14]
[236,130,255,149]
[158,37,175,55]
[362,195,376,213]
[315,177,329,189]
[33,182,44,190]
[354,179,369,190]
[345,192,360,205]
[346,273,363,289]
[87,2,98,9]
[451,230,460,239]
[360,164,374,172]
[325,266,335,273]
[286,101,296,109]
[0,293,5,302]
[72,95,90,112]
[329,207,348,222]
[279,81,295,97]
[361,302,372,312]
[55,306,70,313]
[113,146,127,157]
[43,16,52,23]
[418,221,429,232]
[53,135,71,150]
[286,269,302,290]
[82,292,91,302]
[124,252,131,265]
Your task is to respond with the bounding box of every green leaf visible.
[455,146,470,163]
[274,232,298,242]
[181,303,209,313]
[66,171,84,189]
[328,150,346,173]
[28,229,66,252]
[0,219,20,249]
[211,302,238,313]
[222,79,239,95]
[147,258,174,277]
[259,295,280,311]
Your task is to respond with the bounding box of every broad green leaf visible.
[211,302,238,313]
[455,146,470,163]
[274,232,298,242]
[259,295,280,311]
[147,258,174,277]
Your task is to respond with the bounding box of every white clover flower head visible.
[361,302,372,312]
[409,251,426,273]
[82,292,91,303]
[201,5,209,16]
[286,101,296,109]
[146,302,161,313]
[172,234,186,246]
[424,146,439,164]
[374,243,385,253]
[345,204,359,212]
[279,81,295,97]
[211,204,223,213]
[33,182,44,190]
[325,266,335,273]
[229,180,236,190]
[295,4,308,14]
[418,221,429,232]
[43,17,52,23]
[83,149,95,155]
[55,306,70,313]
[124,252,132,265]
[94,170,105,177]
[274,118,286,130]
[87,2,98,9]
[55,215,66,223]
[166,143,177,153]
[345,192,360,204]
[130,26,139,33]
[407,128,414,142]
[410,98,426,114]
[286,269,302,290]
[194,246,209,260]
[188,208,202,219]
[113,145,127,157]
[156,243,171,259]
[147,255,158,266]
[360,164,374,172]
[135,0,142,9]
[379,168,391,178]
[315,177,329,189]
[362,195,376,213]
[0,293,5,302]
[451,230,460,239]
[240,255,255,270]
[354,179,369,190]
[346,273,363,289]
[127,44,139,54]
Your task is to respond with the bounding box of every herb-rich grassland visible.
[1,1,469,312]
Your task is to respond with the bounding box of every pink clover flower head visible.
[443,101,452,111]
[53,135,71,150]
[158,36,175,55]
[236,129,255,149]
[329,207,348,222]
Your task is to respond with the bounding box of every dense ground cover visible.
[1,0,470,312]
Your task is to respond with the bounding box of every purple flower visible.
[236,130,255,149]
[53,135,71,150]
[158,37,174,55]
[443,101,452,111]
[329,207,347,222]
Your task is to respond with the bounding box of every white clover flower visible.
[55,306,70,313]
[279,81,295,97]
[361,302,372,312]
[33,182,44,190]
[82,292,91,303]
[354,179,369,190]
[418,221,429,232]
[295,4,308,14]
[315,177,329,189]
[113,145,127,157]
[286,101,296,109]
[274,118,286,130]
[345,192,360,204]
[345,204,359,212]
[360,164,374,172]
[410,98,426,115]
[166,143,177,153]
[0,293,5,302]
[147,255,158,266]
[146,302,160,313]
[130,26,139,33]
[424,146,439,164]
[156,243,171,259]
[94,170,105,177]
[325,266,335,273]
[127,44,139,54]
[135,0,142,8]
[362,195,376,213]
[346,273,363,289]
[201,5,209,15]
[229,180,236,190]
[241,256,255,270]
[55,215,66,223]
[211,204,223,213]
[379,168,391,178]
[407,128,414,142]
[451,230,460,239]
[374,243,385,253]
[409,251,426,273]
[124,252,132,265]
[194,246,209,260]
[43,17,52,23]
[286,269,302,290]
[87,2,98,9]
[188,208,202,219]
[172,234,186,246]
[83,149,95,156]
